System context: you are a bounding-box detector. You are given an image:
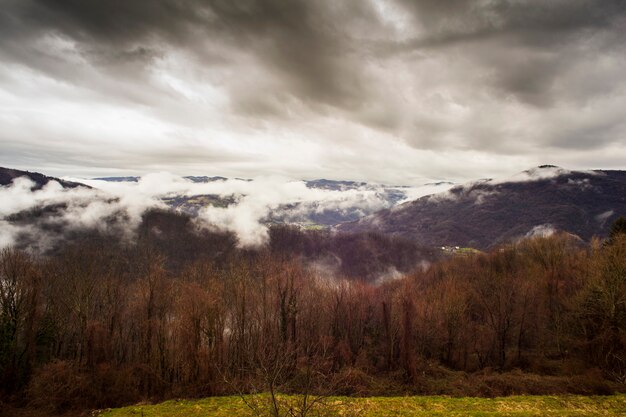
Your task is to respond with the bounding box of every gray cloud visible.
[0,0,625,181]
[2,0,376,111]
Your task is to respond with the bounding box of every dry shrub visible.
[529,357,566,376]
[331,367,374,396]
[451,369,618,397]
[127,364,168,399]
[473,370,568,396]
[27,361,89,412]
[329,369,410,397]
[417,368,619,397]
[569,368,615,395]
[26,361,148,412]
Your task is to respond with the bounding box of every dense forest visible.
[1,211,625,414]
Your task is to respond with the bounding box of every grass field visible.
[100,394,626,416]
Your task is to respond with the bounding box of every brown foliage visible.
[1,228,625,413]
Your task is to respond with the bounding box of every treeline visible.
[1,212,625,413]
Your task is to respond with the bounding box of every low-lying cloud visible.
[0,173,454,249]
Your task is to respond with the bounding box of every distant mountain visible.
[92,176,418,226]
[184,175,228,183]
[0,167,89,189]
[267,179,411,226]
[305,179,368,190]
[338,166,626,249]
[94,175,230,183]
[93,176,140,182]
[161,194,236,215]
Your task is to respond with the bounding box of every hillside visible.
[338,166,626,249]
[0,167,89,189]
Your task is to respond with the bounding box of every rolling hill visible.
[0,166,89,189]
[338,166,626,249]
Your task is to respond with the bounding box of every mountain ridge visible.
[4,165,626,250]
[337,166,626,249]
[0,166,89,189]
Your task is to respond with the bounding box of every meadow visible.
[100,394,626,417]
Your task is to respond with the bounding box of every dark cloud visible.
[397,0,625,41]
[1,0,379,113]
[388,0,626,104]
[0,0,625,180]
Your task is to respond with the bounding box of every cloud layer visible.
[0,173,453,249]
[1,0,625,181]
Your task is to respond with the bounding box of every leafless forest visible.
[1,211,625,413]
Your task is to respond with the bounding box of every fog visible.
[0,173,454,249]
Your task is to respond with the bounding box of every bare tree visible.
[0,248,40,391]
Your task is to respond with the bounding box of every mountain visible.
[305,179,368,190]
[268,179,411,226]
[161,194,236,215]
[0,166,89,189]
[93,175,229,183]
[338,166,626,249]
[93,176,420,226]
[184,175,228,183]
[7,164,625,253]
[93,176,140,182]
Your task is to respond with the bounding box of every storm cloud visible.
[1,0,625,182]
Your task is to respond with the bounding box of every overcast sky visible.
[1,0,625,184]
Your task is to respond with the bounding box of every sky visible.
[1,0,626,184]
